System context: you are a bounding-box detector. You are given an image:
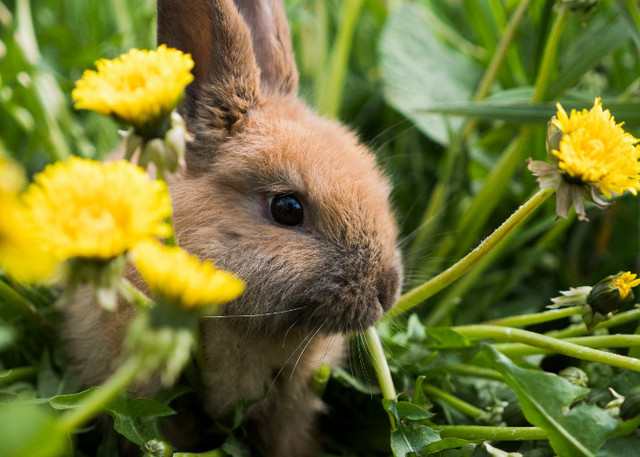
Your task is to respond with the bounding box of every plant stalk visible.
[384,188,554,320]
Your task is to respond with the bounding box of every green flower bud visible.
[142,439,173,457]
[620,386,640,421]
[558,367,588,387]
[587,273,638,315]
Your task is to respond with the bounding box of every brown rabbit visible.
[64,0,402,455]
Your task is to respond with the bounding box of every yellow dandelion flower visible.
[609,271,640,301]
[133,240,245,311]
[528,99,640,221]
[23,157,172,261]
[72,45,194,137]
[551,99,640,198]
[0,158,58,283]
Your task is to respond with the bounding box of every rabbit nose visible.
[377,261,402,312]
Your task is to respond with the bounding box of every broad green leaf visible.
[0,403,68,457]
[379,3,480,145]
[49,386,99,409]
[391,423,441,457]
[424,328,473,349]
[481,345,617,457]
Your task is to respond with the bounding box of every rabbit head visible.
[159,0,402,335]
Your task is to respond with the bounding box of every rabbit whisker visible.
[202,305,309,319]
[289,322,325,381]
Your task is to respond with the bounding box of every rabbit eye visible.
[269,194,303,226]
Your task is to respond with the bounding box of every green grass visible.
[4,0,640,456]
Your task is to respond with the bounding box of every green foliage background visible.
[4,0,640,456]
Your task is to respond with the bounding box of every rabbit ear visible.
[157,0,260,129]
[232,0,299,95]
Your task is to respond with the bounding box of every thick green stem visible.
[453,325,640,372]
[363,327,397,431]
[434,425,548,441]
[58,356,143,433]
[384,188,554,320]
[483,306,581,328]
[547,308,640,339]
[445,364,503,381]
[495,334,640,357]
[422,384,484,419]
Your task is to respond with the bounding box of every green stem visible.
[532,8,568,102]
[407,2,532,272]
[453,325,640,372]
[363,327,397,430]
[434,425,548,441]
[315,0,364,117]
[0,279,54,335]
[174,450,225,457]
[473,0,533,102]
[495,334,640,357]
[483,306,581,328]
[445,364,503,381]
[0,366,37,384]
[546,308,640,339]
[384,188,554,320]
[58,356,143,433]
[422,384,484,419]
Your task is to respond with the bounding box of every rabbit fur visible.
[64,0,402,455]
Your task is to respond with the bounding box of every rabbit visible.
[64,0,403,455]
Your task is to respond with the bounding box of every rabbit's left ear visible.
[232,0,299,95]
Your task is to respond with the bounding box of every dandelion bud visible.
[587,272,638,315]
[142,439,173,457]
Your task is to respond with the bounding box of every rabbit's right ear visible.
[157,0,260,131]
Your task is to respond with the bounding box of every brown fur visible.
[64,1,402,455]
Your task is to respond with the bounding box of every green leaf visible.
[424,328,473,349]
[422,437,476,455]
[390,423,441,457]
[51,388,176,445]
[379,2,480,145]
[480,345,617,457]
[598,438,640,457]
[383,399,435,422]
[546,18,629,100]
[332,366,381,395]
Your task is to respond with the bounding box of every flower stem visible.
[422,384,484,419]
[445,364,504,381]
[494,334,640,357]
[453,325,640,372]
[483,306,581,328]
[363,326,397,430]
[546,308,640,339]
[57,356,143,433]
[434,425,548,441]
[384,188,554,320]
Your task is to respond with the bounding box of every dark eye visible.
[269,194,303,226]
